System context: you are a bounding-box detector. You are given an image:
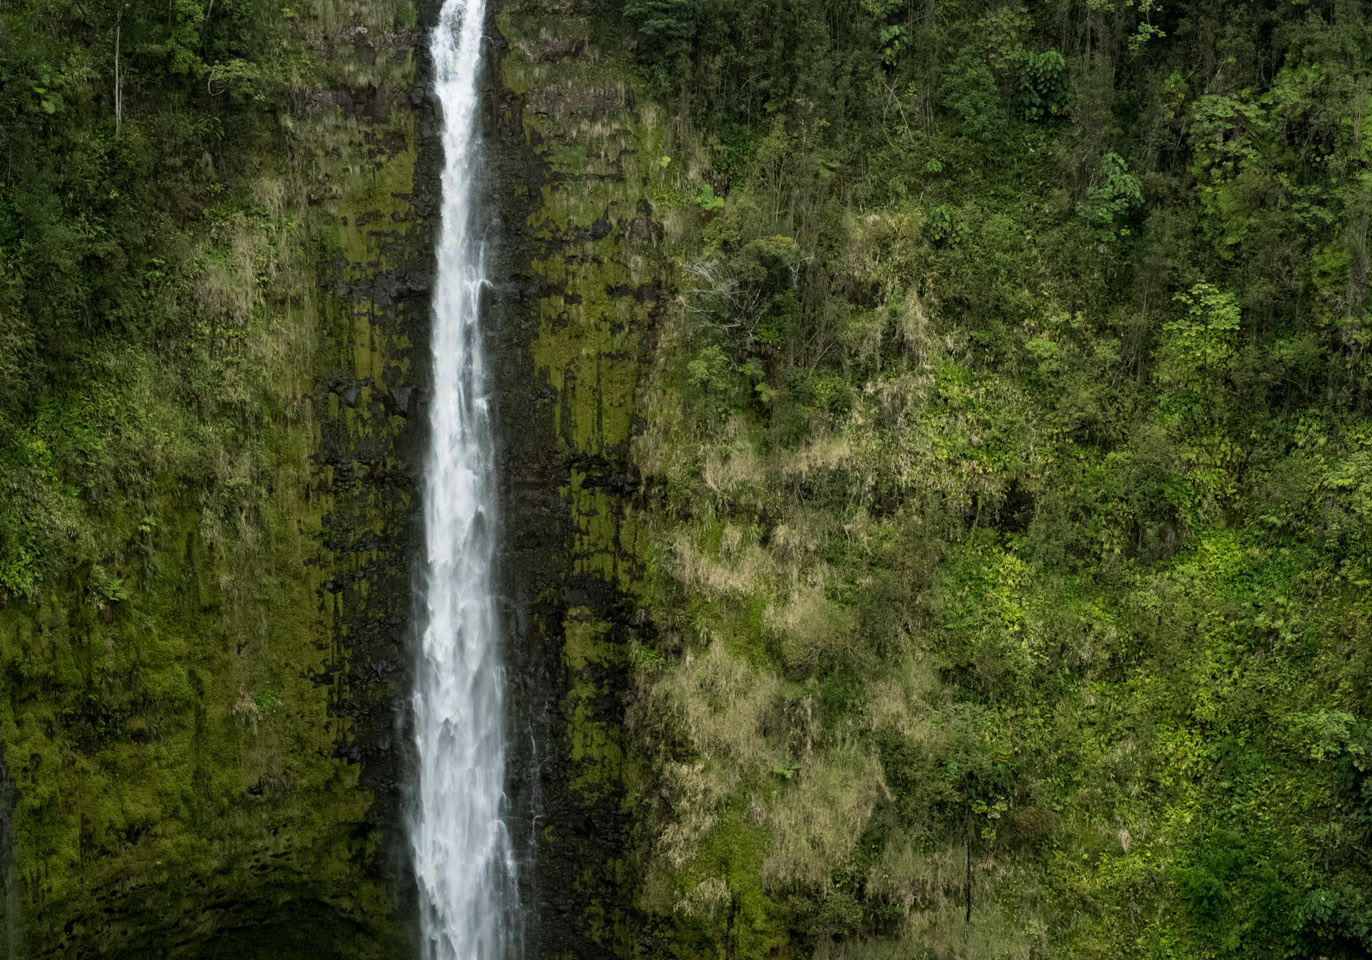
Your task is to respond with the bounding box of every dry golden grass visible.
[767,504,833,564]
[251,176,288,220]
[701,416,767,506]
[840,207,923,294]
[195,216,266,329]
[670,527,774,598]
[655,761,721,870]
[897,867,1040,960]
[652,643,788,870]
[230,688,262,735]
[763,578,857,671]
[862,655,943,744]
[775,429,853,480]
[672,875,732,919]
[864,837,966,916]
[898,287,933,362]
[672,641,785,774]
[761,740,886,889]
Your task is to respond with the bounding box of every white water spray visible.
[410,0,517,957]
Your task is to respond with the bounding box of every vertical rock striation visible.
[485,2,666,956]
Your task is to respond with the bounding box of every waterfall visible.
[410,0,517,957]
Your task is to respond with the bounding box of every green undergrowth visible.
[612,0,1372,957]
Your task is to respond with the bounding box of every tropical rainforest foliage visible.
[4,0,1372,956]
[614,0,1372,957]
[0,0,318,599]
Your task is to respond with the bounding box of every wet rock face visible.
[484,2,668,956]
[2,1,437,954]
[312,100,438,858]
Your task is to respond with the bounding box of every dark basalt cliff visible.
[485,2,665,955]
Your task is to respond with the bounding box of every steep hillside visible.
[0,0,432,951]
[610,0,1372,957]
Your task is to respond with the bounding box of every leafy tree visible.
[1159,282,1241,396]
[1012,48,1069,120]
[625,0,698,63]
[939,48,1006,140]
[1080,152,1144,232]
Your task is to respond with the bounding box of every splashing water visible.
[410,0,517,957]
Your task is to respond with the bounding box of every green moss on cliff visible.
[0,0,426,950]
[495,5,665,953]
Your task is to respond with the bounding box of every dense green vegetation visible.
[0,0,419,950]
[615,0,1372,957]
[0,0,326,599]
[5,0,1372,955]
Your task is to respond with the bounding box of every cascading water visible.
[409,0,518,957]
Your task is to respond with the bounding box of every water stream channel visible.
[408,2,519,956]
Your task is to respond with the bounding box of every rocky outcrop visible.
[486,2,666,955]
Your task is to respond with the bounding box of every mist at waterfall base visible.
[407,0,519,958]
